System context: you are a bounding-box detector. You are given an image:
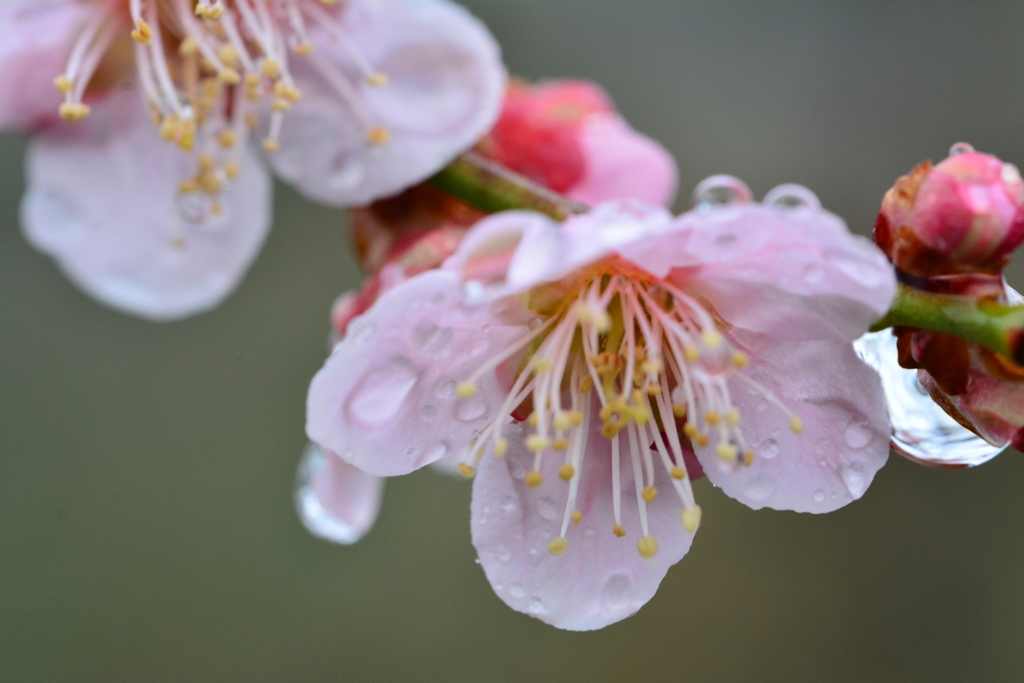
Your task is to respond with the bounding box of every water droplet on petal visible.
[495,543,512,563]
[411,321,453,359]
[756,399,769,412]
[854,331,1007,467]
[692,174,753,210]
[421,405,437,421]
[844,414,874,449]
[423,442,448,462]
[602,574,633,607]
[745,476,774,501]
[294,444,380,545]
[826,250,884,287]
[455,397,487,422]
[841,462,868,497]
[758,438,780,459]
[763,183,821,210]
[538,498,559,521]
[949,142,975,156]
[347,360,419,425]
[433,379,456,399]
[803,263,824,284]
[813,489,825,503]
[814,438,830,456]
[499,495,515,512]
[527,597,545,615]
[509,583,525,598]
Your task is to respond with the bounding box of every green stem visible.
[871,283,1024,365]
[429,151,589,221]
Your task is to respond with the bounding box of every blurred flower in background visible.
[1,0,504,319]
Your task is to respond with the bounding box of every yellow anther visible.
[701,329,723,348]
[682,505,702,532]
[366,72,389,86]
[218,44,239,68]
[571,510,582,526]
[272,97,291,112]
[695,433,710,448]
[58,102,89,121]
[527,413,539,428]
[641,358,663,375]
[260,59,281,79]
[636,535,659,559]
[554,412,572,432]
[245,73,261,88]
[493,438,508,458]
[53,75,73,94]
[532,357,552,373]
[245,112,259,129]
[218,130,237,148]
[130,19,152,45]
[612,524,626,538]
[525,435,550,452]
[455,382,477,398]
[170,236,188,251]
[262,139,280,152]
[219,69,241,86]
[179,38,199,57]
[568,410,584,427]
[198,154,216,172]
[457,463,475,478]
[672,403,687,418]
[742,449,755,466]
[223,162,240,180]
[293,41,314,56]
[552,438,569,451]
[642,486,658,503]
[524,471,542,488]
[790,415,804,435]
[631,389,645,406]
[579,375,593,393]
[599,404,614,422]
[732,350,749,368]
[683,422,700,440]
[629,407,650,426]
[593,310,612,332]
[211,201,223,216]
[684,345,700,363]
[601,422,620,440]
[200,3,224,19]
[558,464,575,481]
[716,443,738,461]
[670,466,687,480]
[178,179,199,194]
[646,384,662,396]
[704,411,720,426]
[367,126,390,145]
[726,408,740,427]
[547,537,569,556]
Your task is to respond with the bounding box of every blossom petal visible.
[693,333,890,513]
[0,0,91,131]
[20,93,271,321]
[295,443,384,544]
[306,269,532,476]
[266,0,505,206]
[616,202,896,342]
[567,114,679,208]
[471,407,695,631]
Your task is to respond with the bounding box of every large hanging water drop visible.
[853,331,1007,467]
[294,443,384,544]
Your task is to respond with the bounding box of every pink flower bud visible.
[876,144,1024,277]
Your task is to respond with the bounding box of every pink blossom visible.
[306,180,896,629]
[1,0,504,319]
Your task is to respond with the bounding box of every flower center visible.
[455,270,803,559]
[54,0,391,219]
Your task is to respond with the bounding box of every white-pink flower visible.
[306,178,897,629]
[1,0,504,319]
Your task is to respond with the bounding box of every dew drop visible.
[692,174,753,210]
[853,331,1007,467]
[411,321,453,359]
[455,397,487,422]
[827,250,883,288]
[813,489,825,503]
[347,320,375,345]
[758,438,780,459]
[844,414,874,449]
[745,477,774,501]
[602,574,633,607]
[433,379,456,399]
[423,442,448,462]
[763,183,821,210]
[803,263,824,284]
[421,405,437,421]
[294,443,380,545]
[527,597,545,615]
[346,361,418,425]
[948,141,975,156]
[499,496,515,512]
[495,543,512,563]
[756,399,769,412]
[509,583,525,598]
[841,462,868,497]
[814,438,830,456]
[538,498,559,521]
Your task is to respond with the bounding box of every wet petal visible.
[568,114,678,208]
[619,202,896,342]
[295,443,384,544]
[306,269,532,476]
[20,93,272,321]
[266,0,505,206]
[0,0,91,131]
[693,333,890,513]
[471,406,695,631]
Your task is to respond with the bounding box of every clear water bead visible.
[853,330,1007,467]
[294,443,383,545]
[948,142,975,156]
[692,174,753,210]
[763,183,822,210]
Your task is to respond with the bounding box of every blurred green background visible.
[3,1,1024,681]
